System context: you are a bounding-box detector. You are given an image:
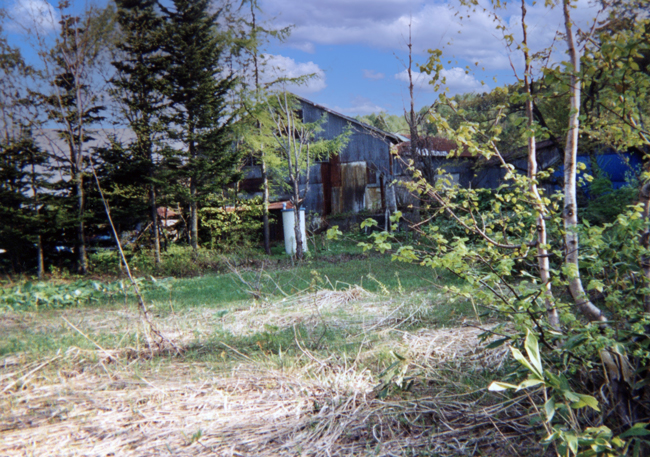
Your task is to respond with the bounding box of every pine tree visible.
[0,135,51,276]
[41,12,106,274]
[111,0,168,264]
[0,26,50,276]
[161,0,238,250]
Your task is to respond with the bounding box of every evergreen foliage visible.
[0,135,51,273]
[161,0,239,250]
[111,0,169,263]
[40,10,107,275]
[0,27,51,275]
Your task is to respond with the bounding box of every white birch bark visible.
[562,0,606,322]
[521,0,560,328]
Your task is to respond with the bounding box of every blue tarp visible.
[552,151,642,193]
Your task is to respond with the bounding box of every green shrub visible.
[0,280,110,311]
[199,196,265,250]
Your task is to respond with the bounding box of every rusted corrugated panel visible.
[341,161,367,213]
[321,163,332,215]
[331,154,341,187]
[331,187,342,214]
[365,187,382,212]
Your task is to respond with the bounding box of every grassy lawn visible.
[145,254,448,308]
[0,251,537,456]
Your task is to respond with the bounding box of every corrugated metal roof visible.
[292,95,404,145]
[397,137,474,158]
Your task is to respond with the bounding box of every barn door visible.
[340,161,367,213]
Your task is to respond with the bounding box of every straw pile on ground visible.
[1,288,540,456]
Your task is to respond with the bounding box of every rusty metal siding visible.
[330,154,341,187]
[340,161,367,213]
[365,187,383,212]
[300,100,393,176]
[298,100,395,216]
[321,163,332,215]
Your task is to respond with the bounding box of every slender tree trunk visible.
[76,172,88,275]
[151,183,161,264]
[262,153,271,255]
[145,113,161,264]
[251,6,272,256]
[406,22,421,230]
[639,177,650,313]
[529,126,559,327]
[189,135,198,251]
[36,235,44,280]
[562,0,605,323]
[30,161,45,280]
[407,23,417,159]
[522,0,559,328]
[293,184,303,260]
[190,180,198,251]
[560,19,626,426]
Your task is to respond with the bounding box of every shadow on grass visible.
[180,322,364,365]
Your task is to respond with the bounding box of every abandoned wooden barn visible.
[240,96,404,217]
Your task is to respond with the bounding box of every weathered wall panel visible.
[341,161,367,213]
[299,100,396,215]
[365,187,383,212]
[331,187,342,214]
[303,183,324,214]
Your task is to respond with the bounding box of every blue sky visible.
[4,0,604,117]
[257,0,603,116]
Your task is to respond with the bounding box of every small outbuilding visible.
[240,96,404,218]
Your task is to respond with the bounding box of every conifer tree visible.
[0,135,51,276]
[161,0,238,250]
[0,25,50,276]
[231,0,290,255]
[111,0,167,264]
[40,10,107,274]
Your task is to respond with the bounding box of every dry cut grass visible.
[1,287,543,456]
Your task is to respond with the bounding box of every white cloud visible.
[363,69,385,80]
[259,54,326,95]
[395,67,485,95]
[439,67,486,94]
[261,0,602,72]
[8,0,60,34]
[394,69,432,91]
[262,0,507,69]
[333,96,386,116]
[288,41,316,53]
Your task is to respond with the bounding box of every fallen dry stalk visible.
[1,324,537,457]
[2,285,539,456]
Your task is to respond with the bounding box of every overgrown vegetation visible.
[339,1,650,455]
[2,0,650,455]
